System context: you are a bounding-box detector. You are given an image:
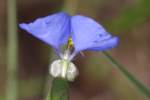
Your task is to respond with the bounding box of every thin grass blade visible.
[103,51,150,99]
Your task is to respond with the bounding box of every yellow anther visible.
[68,38,74,47]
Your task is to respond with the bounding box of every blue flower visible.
[19,12,119,60]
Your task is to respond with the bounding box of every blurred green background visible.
[0,0,150,100]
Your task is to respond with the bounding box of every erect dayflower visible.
[19,12,119,81]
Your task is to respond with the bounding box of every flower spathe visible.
[19,12,119,81]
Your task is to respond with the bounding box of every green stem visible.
[62,0,79,15]
[103,52,150,99]
[6,0,18,100]
[45,76,52,100]
[50,78,69,100]
[44,51,55,100]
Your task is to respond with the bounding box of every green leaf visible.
[103,52,150,99]
[50,78,69,100]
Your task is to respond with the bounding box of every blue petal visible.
[19,12,71,50]
[71,15,119,52]
[89,36,119,51]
